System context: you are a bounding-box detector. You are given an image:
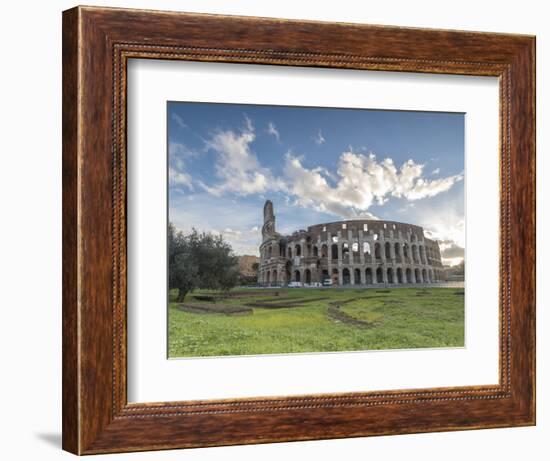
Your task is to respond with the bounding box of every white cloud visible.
[195,117,463,254]
[431,167,440,175]
[171,112,187,130]
[266,122,281,142]
[169,168,193,189]
[283,151,462,219]
[314,129,325,145]
[168,141,195,191]
[202,118,284,196]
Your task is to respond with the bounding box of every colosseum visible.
[258,200,444,287]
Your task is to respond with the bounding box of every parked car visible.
[287,281,302,288]
[322,278,333,287]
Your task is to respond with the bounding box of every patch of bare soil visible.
[177,303,252,315]
[326,299,375,328]
[245,297,329,308]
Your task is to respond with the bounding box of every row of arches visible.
[267,240,433,265]
[260,266,440,286]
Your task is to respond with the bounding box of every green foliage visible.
[168,223,239,302]
[168,287,465,357]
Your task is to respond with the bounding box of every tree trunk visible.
[177,289,188,302]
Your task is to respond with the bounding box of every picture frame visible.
[62,5,535,455]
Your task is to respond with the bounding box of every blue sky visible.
[168,102,465,265]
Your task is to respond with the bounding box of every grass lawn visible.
[168,287,464,358]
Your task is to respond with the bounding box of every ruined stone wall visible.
[258,218,445,287]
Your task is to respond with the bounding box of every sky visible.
[168,102,465,266]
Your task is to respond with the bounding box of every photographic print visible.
[168,102,465,358]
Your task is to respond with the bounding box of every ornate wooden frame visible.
[62,5,536,455]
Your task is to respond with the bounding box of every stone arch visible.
[376,267,384,283]
[374,242,381,259]
[342,268,351,285]
[294,270,301,283]
[285,261,292,284]
[415,268,422,283]
[305,269,312,284]
[342,242,350,261]
[266,270,271,286]
[387,267,394,284]
[272,269,278,285]
[287,247,292,258]
[354,268,361,285]
[363,241,371,256]
[321,269,329,283]
[331,243,339,260]
[321,244,328,258]
[313,245,319,257]
[396,267,403,283]
[385,241,391,259]
[365,268,373,284]
[394,242,401,259]
[331,268,339,286]
[295,244,301,257]
[406,267,412,283]
[267,246,272,259]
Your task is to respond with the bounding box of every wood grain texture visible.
[62,5,536,455]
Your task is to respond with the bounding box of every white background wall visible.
[0,1,546,459]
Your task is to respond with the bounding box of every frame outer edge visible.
[62,6,81,455]
[62,6,536,454]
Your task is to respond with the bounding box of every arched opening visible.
[342,268,351,285]
[394,242,401,261]
[266,271,271,286]
[322,269,329,283]
[272,270,278,285]
[406,268,412,283]
[365,268,373,284]
[287,247,292,258]
[305,269,311,284]
[352,242,360,263]
[342,242,350,261]
[376,267,384,283]
[295,244,301,257]
[422,269,428,283]
[385,241,391,259]
[387,267,394,283]
[332,268,339,286]
[396,267,403,283]
[285,261,291,285]
[267,246,272,259]
[313,246,319,257]
[354,268,361,285]
[374,243,381,259]
[331,243,339,260]
[321,244,328,258]
[294,270,301,282]
[415,268,422,283]
[363,241,371,256]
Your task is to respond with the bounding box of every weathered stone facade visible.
[259,200,444,287]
